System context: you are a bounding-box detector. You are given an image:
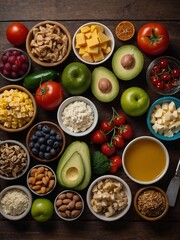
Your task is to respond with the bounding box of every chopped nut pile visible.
[30,23,68,63]
[137,189,166,217]
[91,178,128,217]
[0,143,28,178]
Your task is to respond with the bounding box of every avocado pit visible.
[121,54,135,70]
[98,78,112,93]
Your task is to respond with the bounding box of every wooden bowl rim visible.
[0,85,37,132]
[26,20,72,67]
[26,120,66,162]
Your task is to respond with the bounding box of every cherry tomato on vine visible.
[172,68,180,78]
[101,142,116,157]
[112,135,125,148]
[118,124,133,140]
[35,81,64,110]
[137,22,169,55]
[109,155,122,174]
[91,130,107,144]
[6,22,28,46]
[100,120,114,133]
[113,112,126,127]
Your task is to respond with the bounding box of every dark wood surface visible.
[0,1,180,239]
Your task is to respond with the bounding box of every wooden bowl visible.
[26,21,72,67]
[0,85,37,132]
[26,121,66,163]
[134,186,169,221]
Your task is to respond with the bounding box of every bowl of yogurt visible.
[57,96,98,137]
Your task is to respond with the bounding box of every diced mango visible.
[75,32,86,46]
[81,52,94,63]
[86,36,99,48]
[98,32,110,44]
[92,49,105,62]
[80,25,91,33]
[86,46,99,54]
[102,46,111,54]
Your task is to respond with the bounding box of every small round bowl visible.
[147,96,180,141]
[26,121,66,162]
[146,56,180,95]
[0,185,32,220]
[86,175,132,221]
[54,190,84,221]
[26,21,71,67]
[134,186,169,221]
[0,85,37,132]
[72,22,115,65]
[0,48,31,82]
[27,164,57,196]
[57,96,98,137]
[122,136,169,185]
[0,140,30,180]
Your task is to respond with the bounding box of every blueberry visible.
[53,141,60,149]
[31,135,38,142]
[34,142,40,149]
[38,151,44,159]
[29,141,34,149]
[32,148,39,156]
[56,134,62,142]
[42,125,51,133]
[39,144,46,151]
[37,124,43,130]
[44,152,51,160]
[38,137,45,144]
[46,146,51,152]
[50,135,56,142]
[35,130,43,137]
[47,139,53,146]
[44,134,50,141]
[50,129,56,136]
[50,148,57,157]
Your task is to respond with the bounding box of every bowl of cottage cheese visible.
[57,96,98,137]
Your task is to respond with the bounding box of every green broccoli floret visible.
[91,151,111,175]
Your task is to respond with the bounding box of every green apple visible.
[120,87,150,116]
[31,198,54,222]
[61,62,91,95]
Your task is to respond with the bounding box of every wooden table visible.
[0,0,180,239]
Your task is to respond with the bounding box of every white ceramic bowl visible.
[86,175,132,221]
[0,185,32,220]
[54,190,84,221]
[0,140,30,180]
[57,96,98,137]
[72,22,115,65]
[122,136,169,185]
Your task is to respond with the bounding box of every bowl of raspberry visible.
[0,48,31,82]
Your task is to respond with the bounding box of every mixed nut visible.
[0,142,28,178]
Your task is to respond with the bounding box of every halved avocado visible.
[56,141,91,191]
[61,152,85,188]
[112,45,144,80]
[91,66,119,102]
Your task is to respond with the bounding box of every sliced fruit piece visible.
[56,141,91,191]
[91,66,119,102]
[115,21,135,41]
[112,45,144,81]
[61,152,85,188]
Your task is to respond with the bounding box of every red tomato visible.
[113,112,126,127]
[112,135,125,148]
[91,130,107,144]
[35,81,64,110]
[101,143,116,157]
[100,120,114,133]
[109,155,122,174]
[137,22,169,55]
[118,124,133,140]
[6,22,29,46]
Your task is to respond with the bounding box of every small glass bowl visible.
[146,56,180,95]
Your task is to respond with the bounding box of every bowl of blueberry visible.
[0,48,31,82]
[26,121,66,162]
